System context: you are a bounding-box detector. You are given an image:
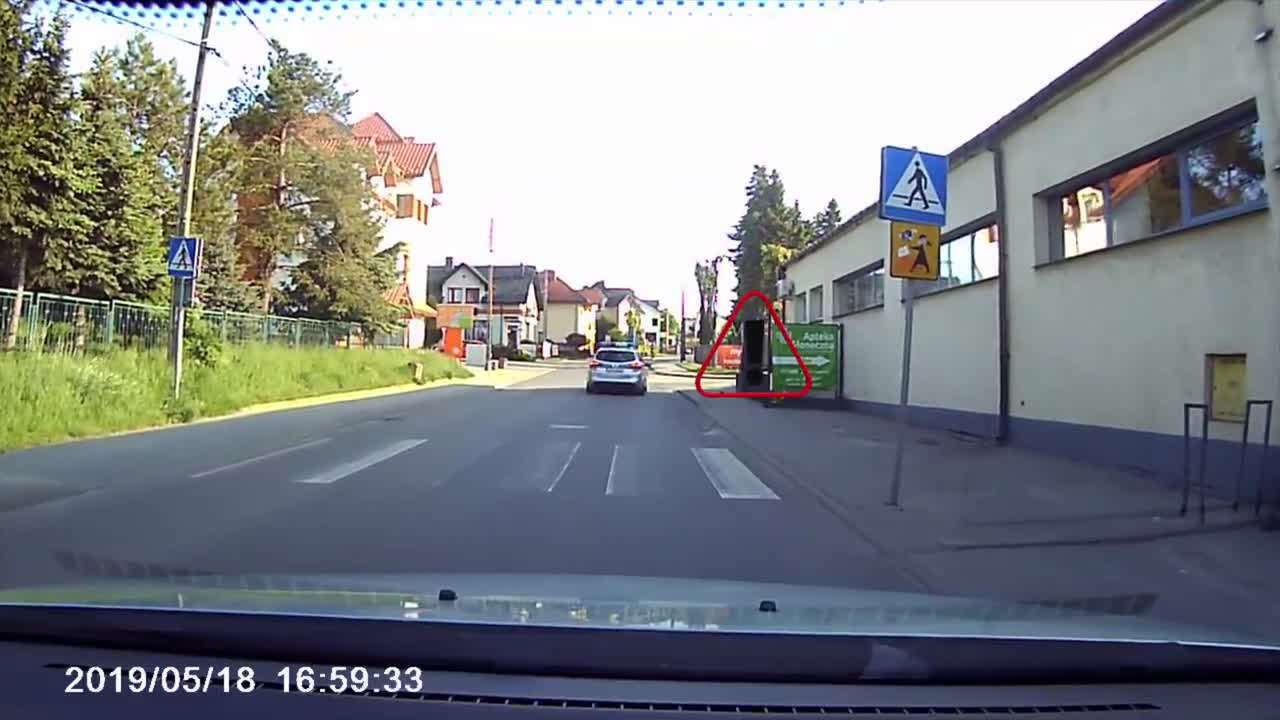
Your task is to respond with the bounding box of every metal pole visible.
[1253,400,1274,517]
[1236,406,1252,512]
[991,145,1012,445]
[487,218,495,362]
[887,279,916,507]
[1198,407,1209,526]
[1181,403,1192,516]
[169,0,215,399]
[679,289,686,362]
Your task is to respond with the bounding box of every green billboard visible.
[771,323,840,393]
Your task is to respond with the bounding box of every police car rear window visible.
[596,350,637,363]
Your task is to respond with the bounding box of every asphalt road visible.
[0,367,927,595]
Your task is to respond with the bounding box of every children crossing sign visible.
[889,221,941,281]
[167,237,202,279]
[879,145,948,226]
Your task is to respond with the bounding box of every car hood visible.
[0,572,1270,649]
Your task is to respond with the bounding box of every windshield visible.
[1,0,1279,670]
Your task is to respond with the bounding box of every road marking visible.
[605,445,621,495]
[546,441,582,493]
[191,438,331,479]
[549,424,588,430]
[691,448,779,500]
[294,439,428,485]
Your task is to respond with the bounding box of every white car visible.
[586,347,650,396]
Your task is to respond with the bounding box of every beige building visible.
[541,272,597,346]
[781,0,1280,497]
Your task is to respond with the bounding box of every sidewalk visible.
[650,360,733,379]
[678,391,1280,638]
[678,391,1274,550]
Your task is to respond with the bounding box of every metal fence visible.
[0,287,404,352]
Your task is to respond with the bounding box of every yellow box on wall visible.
[1207,354,1247,423]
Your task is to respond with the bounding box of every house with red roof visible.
[352,112,443,348]
[540,271,597,350]
[241,112,444,347]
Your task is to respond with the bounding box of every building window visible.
[790,294,807,324]
[833,261,885,316]
[1188,123,1267,218]
[464,287,481,304]
[1053,117,1266,260]
[446,287,463,303]
[396,194,415,218]
[468,319,489,342]
[807,286,824,322]
[918,224,999,294]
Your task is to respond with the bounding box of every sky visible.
[64,0,1162,315]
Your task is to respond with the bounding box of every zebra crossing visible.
[502,438,781,500]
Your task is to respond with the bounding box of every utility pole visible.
[168,0,216,399]
[679,288,686,362]
[487,217,495,362]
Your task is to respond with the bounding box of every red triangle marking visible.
[695,290,813,399]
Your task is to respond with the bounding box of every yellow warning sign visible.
[889,220,941,281]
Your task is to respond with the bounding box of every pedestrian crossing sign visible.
[167,237,201,279]
[889,221,941,281]
[879,145,948,226]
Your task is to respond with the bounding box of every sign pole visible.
[487,217,495,361]
[878,142,948,506]
[168,0,215,399]
[888,279,916,507]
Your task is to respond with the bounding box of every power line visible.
[230,0,275,53]
[63,0,204,49]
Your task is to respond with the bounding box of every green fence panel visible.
[0,286,394,353]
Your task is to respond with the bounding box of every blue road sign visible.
[879,146,948,226]
[167,237,200,279]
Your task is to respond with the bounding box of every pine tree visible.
[277,135,399,329]
[109,34,188,241]
[811,198,842,239]
[0,0,34,271]
[728,165,771,320]
[227,41,362,313]
[70,48,165,300]
[190,126,255,312]
[1,10,94,347]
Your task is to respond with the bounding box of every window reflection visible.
[919,224,999,293]
[1062,186,1108,257]
[834,263,884,315]
[1108,155,1182,245]
[1187,123,1266,218]
[1055,118,1266,260]
[808,286,824,321]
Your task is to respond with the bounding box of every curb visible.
[0,368,554,454]
[937,517,1260,552]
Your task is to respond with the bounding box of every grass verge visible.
[0,345,470,453]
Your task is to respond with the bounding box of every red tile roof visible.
[546,275,588,304]
[352,112,402,143]
[577,286,606,306]
[351,113,437,180]
[380,140,436,178]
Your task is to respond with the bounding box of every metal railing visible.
[0,287,402,352]
[1183,400,1278,528]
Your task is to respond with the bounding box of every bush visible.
[183,314,224,368]
[565,333,588,349]
[510,349,533,362]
